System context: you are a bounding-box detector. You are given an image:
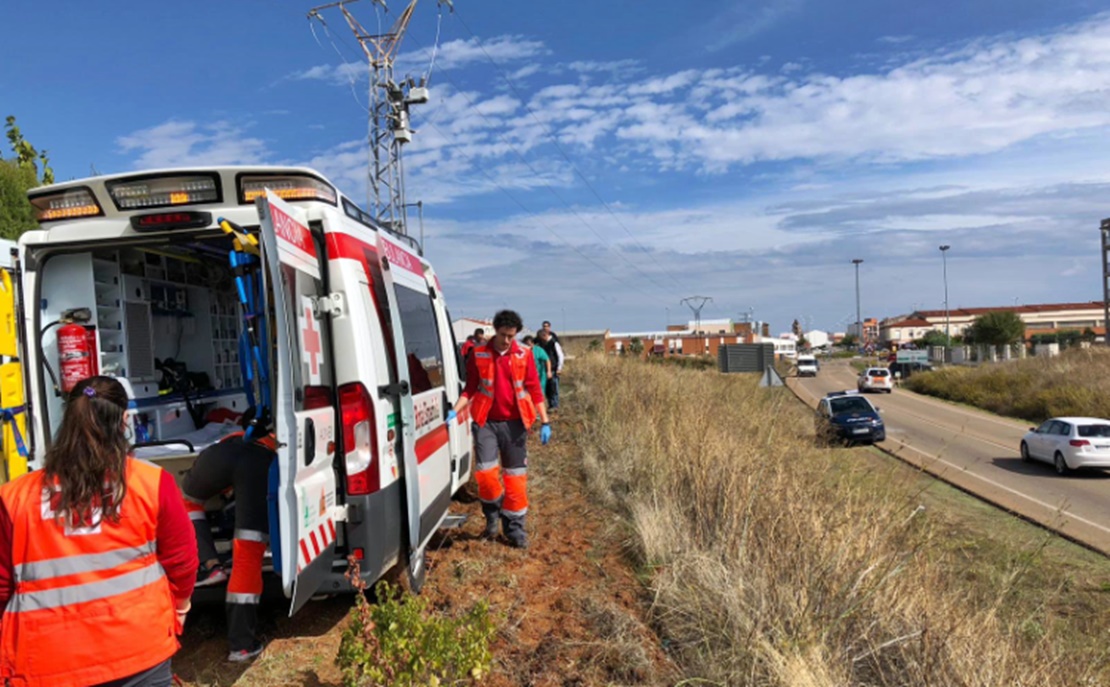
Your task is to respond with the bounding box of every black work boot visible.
[480,501,501,540]
[502,515,528,549]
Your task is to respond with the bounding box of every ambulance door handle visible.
[377,380,410,399]
[304,418,316,467]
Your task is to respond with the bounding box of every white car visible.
[1020,417,1110,475]
[857,367,893,393]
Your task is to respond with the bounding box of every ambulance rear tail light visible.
[303,385,333,410]
[29,186,103,222]
[239,174,337,205]
[106,174,220,210]
[339,382,379,495]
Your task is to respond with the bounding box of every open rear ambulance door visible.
[256,191,339,615]
[1,246,30,482]
[375,232,453,591]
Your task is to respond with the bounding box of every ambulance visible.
[17,167,473,613]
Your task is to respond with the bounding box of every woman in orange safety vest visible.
[0,376,198,687]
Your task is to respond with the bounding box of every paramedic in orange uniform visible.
[0,376,197,687]
[449,310,550,549]
[181,422,275,663]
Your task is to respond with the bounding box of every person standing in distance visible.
[537,327,565,411]
[448,310,550,549]
[0,376,197,687]
[521,335,551,395]
[460,327,485,360]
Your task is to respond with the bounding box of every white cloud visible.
[116,120,271,169]
[294,13,1110,200]
[699,0,806,52]
[398,35,549,73]
[287,62,365,86]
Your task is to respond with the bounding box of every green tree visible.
[627,337,644,356]
[0,115,54,240]
[965,311,1025,346]
[840,334,858,348]
[914,329,952,348]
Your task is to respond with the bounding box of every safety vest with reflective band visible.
[469,343,537,428]
[0,458,176,687]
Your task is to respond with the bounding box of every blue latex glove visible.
[540,423,552,445]
[446,409,457,424]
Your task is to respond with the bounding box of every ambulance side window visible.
[394,285,444,395]
[280,264,333,409]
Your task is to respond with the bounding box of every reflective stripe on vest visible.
[16,540,156,583]
[10,559,166,613]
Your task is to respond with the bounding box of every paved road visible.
[790,360,1110,555]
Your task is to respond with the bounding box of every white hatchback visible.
[857,367,893,393]
[1020,417,1110,475]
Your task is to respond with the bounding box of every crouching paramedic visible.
[448,310,551,549]
[181,424,276,663]
[0,376,197,687]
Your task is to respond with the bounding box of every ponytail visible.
[44,376,131,527]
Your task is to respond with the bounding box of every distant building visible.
[805,330,831,349]
[605,323,767,358]
[452,317,492,345]
[847,318,878,343]
[879,317,934,346]
[884,301,1106,343]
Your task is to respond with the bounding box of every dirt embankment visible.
[173,402,674,686]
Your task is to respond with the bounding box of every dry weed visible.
[568,354,1107,687]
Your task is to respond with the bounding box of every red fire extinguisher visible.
[58,322,97,393]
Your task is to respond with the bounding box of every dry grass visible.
[567,353,1109,687]
[905,347,1110,422]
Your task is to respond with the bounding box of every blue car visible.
[816,391,886,445]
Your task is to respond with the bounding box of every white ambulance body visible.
[18,167,472,612]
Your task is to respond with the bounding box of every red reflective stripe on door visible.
[415,424,449,464]
[327,519,336,540]
[326,232,377,262]
[300,540,311,566]
[309,530,321,557]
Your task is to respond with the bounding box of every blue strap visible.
[226,239,273,442]
[0,405,28,458]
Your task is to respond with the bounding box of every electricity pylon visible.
[308,0,448,235]
[681,296,712,334]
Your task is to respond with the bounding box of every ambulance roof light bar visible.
[28,186,103,222]
[238,173,337,205]
[106,174,221,210]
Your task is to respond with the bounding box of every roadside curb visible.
[781,375,1110,559]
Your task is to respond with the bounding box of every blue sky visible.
[4,0,1110,334]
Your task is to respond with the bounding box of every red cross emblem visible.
[302,305,322,378]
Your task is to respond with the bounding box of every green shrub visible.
[905,348,1110,422]
[337,572,496,687]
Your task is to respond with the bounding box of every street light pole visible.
[1102,219,1110,347]
[851,259,864,348]
[939,245,951,348]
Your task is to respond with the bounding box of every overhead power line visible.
[405,56,679,298]
[304,3,681,307]
[449,8,692,295]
